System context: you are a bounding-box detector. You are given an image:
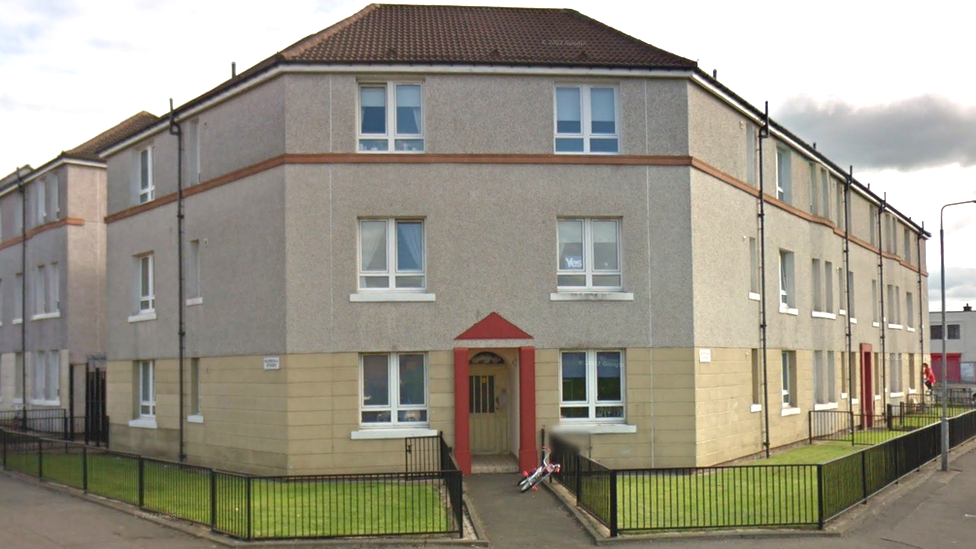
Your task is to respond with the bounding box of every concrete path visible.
[0,473,218,549]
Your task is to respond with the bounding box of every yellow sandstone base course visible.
[106,348,925,475]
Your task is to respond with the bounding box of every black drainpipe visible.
[757,102,771,458]
[16,168,28,419]
[878,196,887,414]
[916,224,925,402]
[844,167,854,436]
[168,100,186,462]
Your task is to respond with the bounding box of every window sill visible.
[550,292,634,302]
[31,311,61,321]
[850,318,858,324]
[811,311,837,320]
[841,393,848,400]
[29,399,61,407]
[852,398,860,404]
[872,322,880,328]
[349,293,435,303]
[550,423,637,435]
[351,428,437,440]
[748,292,761,302]
[888,324,903,330]
[874,395,882,401]
[907,327,916,333]
[814,403,838,411]
[779,306,799,316]
[187,414,204,424]
[839,309,846,316]
[909,388,918,395]
[750,404,762,413]
[128,418,157,429]
[12,318,23,325]
[781,407,801,416]
[128,311,157,323]
[890,392,905,398]
[186,297,203,307]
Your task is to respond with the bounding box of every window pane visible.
[398,354,425,406]
[596,406,624,418]
[556,88,582,134]
[395,275,424,288]
[592,221,618,270]
[362,355,389,406]
[590,88,616,134]
[141,363,151,401]
[589,138,619,153]
[558,275,587,287]
[362,411,390,423]
[397,410,428,423]
[558,221,584,271]
[596,352,621,401]
[140,150,150,190]
[396,221,423,272]
[561,352,587,402]
[359,139,389,152]
[360,87,386,134]
[591,274,621,287]
[141,257,150,296]
[394,139,424,151]
[560,407,589,419]
[555,138,585,152]
[395,85,422,135]
[361,276,390,289]
[360,221,387,272]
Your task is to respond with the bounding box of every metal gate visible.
[85,359,108,446]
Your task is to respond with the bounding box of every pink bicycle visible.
[517,446,561,493]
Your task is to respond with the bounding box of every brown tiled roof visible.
[67,111,159,161]
[279,4,695,69]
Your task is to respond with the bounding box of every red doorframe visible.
[453,313,535,476]
[860,343,873,428]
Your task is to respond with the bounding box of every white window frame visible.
[49,262,59,313]
[13,272,23,323]
[46,350,59,403]
[558,350,626,423]
[35,180,46,226]
[31,351,46,403]
[357,82,425,153]
[776,147,791,203]
[137,146,154,204]
[782,350,796,408]
[186,240,202,304]
[357,218,426,293]
[823,261,834,314]
[188,358,203,422]
[359,353,429,427]
[748,237,760,298]
[49,175,59,220]
[138,360,155,418]
[556,218,622,292]
[137,253,155,313]
[779,250,795,312]
[34,264,47,316]
[553,85,620,155]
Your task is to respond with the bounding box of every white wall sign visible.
[263,356,280,370]
[699,349,712,363]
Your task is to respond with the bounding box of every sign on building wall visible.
[699,349,712,363]
[263,356,280,370]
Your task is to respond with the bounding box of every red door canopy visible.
[455,312,532,340]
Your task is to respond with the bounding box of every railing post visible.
[246,476,252,541]
[82,446,88,492]
[138,456,145,508]
[808,411,813,443]
[575,453,582,506]
[2,430,6,469]
[817,465,825,529]
[860,450,868,504]
[850,411,855,446]
[37,437,43,478]
[456,471,464,539]
[210,469,217,530]
[609,470,618,537]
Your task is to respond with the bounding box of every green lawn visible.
[3,450,455,539]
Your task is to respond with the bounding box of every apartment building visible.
[100,4,929,475]
[0,113,158,420]
[930,304,976,384]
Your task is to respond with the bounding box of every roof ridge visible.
[281,3,381,60]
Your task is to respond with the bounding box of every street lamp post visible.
[939,199,976,472]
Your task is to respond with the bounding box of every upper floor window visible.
[138,360,155,418]
[359,83,424,152]
[136,253,155,313]
[35,180,47,226]
[361,353,428,426]
[903,227,912,262]
[560,350,624,421]
[137,147,154,204]
[776,147,791,203]
[359,219,425,291]
[779,249,795,311]
[557,219,621,291]
[554,85,619,154]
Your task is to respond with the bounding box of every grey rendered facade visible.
[100,6,929,475]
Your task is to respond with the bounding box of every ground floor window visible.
[138,360,155,418]
[361,353,428,425]
[560,350,624,421]
[782,351,797,407]
[30,350,59,403]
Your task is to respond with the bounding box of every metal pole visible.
[758,102,771,458]
[169,99,187,462]
[939,200,976,471]
[878,196,887,415]
[844,167,854,441]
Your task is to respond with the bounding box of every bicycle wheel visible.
[520,471,543,493]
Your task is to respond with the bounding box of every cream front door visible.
[469,366,509,455]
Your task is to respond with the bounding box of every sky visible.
[2,0,974,311]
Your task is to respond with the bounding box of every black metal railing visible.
[0,429,464,540]
[0,409,109,446]
[553,409,976,536]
